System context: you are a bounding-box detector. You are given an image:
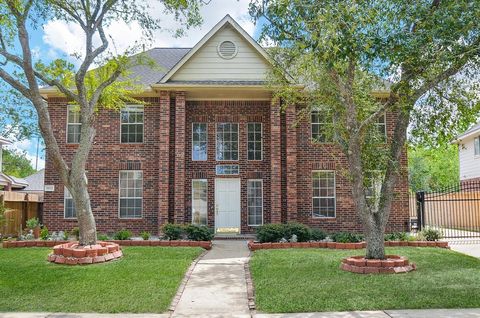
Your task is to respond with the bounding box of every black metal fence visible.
[415,180,480,239]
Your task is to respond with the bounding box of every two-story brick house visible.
[41,15,409,236]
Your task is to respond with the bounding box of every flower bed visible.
[2,240,212,250]
[48,241,123,265]
[247,240,449,250]
[340,255,416,274]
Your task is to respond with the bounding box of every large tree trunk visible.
[71,181,97,245]
[363,212,386,259]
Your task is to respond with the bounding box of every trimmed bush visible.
[185,225,214,241]
[384,232,408,241]
[114,229,132,240]
[162,223,184,240]
[40,226,49,240]
[331,232,363,243]
[140,231,151,241]
[284,222,311,242]
[256,224,287,243]
[98,234,109,241]
[421,228,442,241]
[310,228,327,241]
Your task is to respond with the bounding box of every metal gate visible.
[416,180,480,239]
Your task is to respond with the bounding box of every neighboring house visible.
[0,137,29,191]
[454,121,480,183]
[18,169,45,201]
[40,15,409,235]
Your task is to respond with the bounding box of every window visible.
[374,114,387,142]
[312,171,336,218]
[216,123,239,161]
[119,171,143,218]
[311,111,333,143]
[475,137,480,157]
[192,123,208,161]
[120,106,144,143]
[247,123,262,160]
[247,180,263,226]
[67,105,81,144]
[192,180,208,225]
[64,188,76,219]
[216,164,239,175]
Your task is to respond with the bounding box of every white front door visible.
[215,178,241,233]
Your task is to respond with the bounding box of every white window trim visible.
[311,110,333,144]
[191,179,208,226]
[66,105,81,144]
[312,170,336,218]
[247,179,264,226]
[474,136,480,158]
[118,170,143,219]
[247,122,263,161]
[192,122,208,161]
[215,122,239,161]
[120,105,144,144]
[375,113,387,142]
[63,187,77,219]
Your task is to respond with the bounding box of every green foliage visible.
[408,144,459,192]
[384,232,408,242]
[71,227,79,240]
[421,228,443,241]
[330,232,363,243]
[256,224,288,243]
[140,231,151,241]
[184,225,214,241]
[63,230,70,241]
[25,218,39,229]
[114,229,132,241]
[284,222,311,242]
[162,223,184,241]
[98,234,109,241]
[40,227,49,240]
[2,149,36,178]
[310,228,327,241]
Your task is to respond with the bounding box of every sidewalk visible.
[171,240,251,317]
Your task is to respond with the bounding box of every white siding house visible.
[455,121,480,181]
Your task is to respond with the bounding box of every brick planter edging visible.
[247,240,449,251]
[340,255,416,274]
[2,240,213,250]
[48,241,122,265]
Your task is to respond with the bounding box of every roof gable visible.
[160,15,273,83]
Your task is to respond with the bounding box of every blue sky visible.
[3,0,264,171]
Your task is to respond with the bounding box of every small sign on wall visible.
[44,185,55,192]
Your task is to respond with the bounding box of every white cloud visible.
[42,0,255,62]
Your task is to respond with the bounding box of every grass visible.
[250,247,480,313]
[0,246,203,313]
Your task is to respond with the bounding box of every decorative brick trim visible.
[191,171,208,179]
[312,162,336,170]
[191,115,209,122]
[244,260,256,311]
[159,91,171,228]
[119,160,142,170]
[270,98,282,223]
[246,171,263,179]
[48,241,122,266]
[246,115,264,122]
[340,255,416,274]
[2,240,213,249]
[285,105,297,222]
[174,92,186,223]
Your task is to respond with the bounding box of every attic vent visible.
[218,41,237,59]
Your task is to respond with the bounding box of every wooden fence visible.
[0,191,42,237]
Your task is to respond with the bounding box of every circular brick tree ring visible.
[340,255,416,274]
[48,241,123,265]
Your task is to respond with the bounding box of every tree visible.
[0,0,202,245]
[2,149,37,178]
[250,0,480,259]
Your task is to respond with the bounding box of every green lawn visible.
[250,247,480,313]
[0,246,203,313]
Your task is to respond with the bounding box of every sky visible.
[4,0,264,172]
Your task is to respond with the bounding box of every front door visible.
[215,178,241,233]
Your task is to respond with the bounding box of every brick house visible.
[41,15,409,236]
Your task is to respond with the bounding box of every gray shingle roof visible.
[127,48,190,86]
[23,169,44,192]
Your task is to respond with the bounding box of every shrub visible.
[114,229,132,240]
[71,227,79,240]
[63,230,70,240]
[384,232,408,241]
[162,223,184,240]
[256,224,287,243]
[310,228,327,241]
[421,228,442,241]
[26,218,40,229]
[284,222,311,242]
[98,234,109,241]
[40,226,49,240]
[185,225,214,241]
[140,231,151,241]
[331,232,363,243]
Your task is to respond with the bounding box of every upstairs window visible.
[374,114,387,142]
[311,111,333,143]
[121,106,144,143]
[475,137,480,157]
[312,171,336,218]
[64,188,76,219]
[67,105,81,144]
[216,123,239,161]
[119,171,143,218]
[247,123,262,161]
[192,123,208,161]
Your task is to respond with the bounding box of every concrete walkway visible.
[447,239,480,258]
[171,240,251,318]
